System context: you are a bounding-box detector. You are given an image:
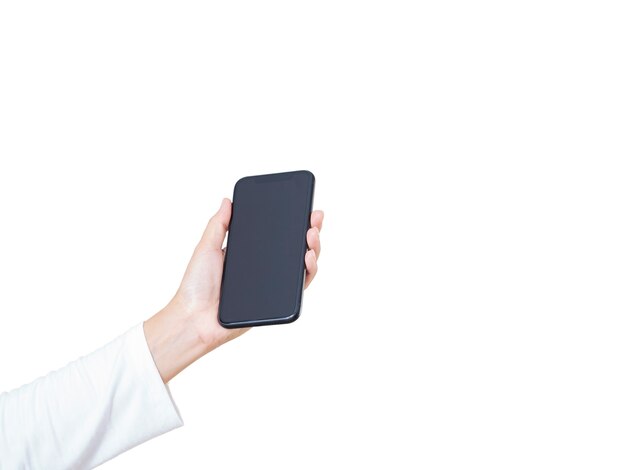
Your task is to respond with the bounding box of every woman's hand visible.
[144,198,324,383]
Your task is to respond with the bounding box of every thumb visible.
[199,198,232,251]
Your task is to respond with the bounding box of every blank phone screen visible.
[219,171,314,326]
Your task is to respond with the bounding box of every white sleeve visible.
[0,322,184,469]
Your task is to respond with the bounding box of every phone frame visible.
[218,170,315,328]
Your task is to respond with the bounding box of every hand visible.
[175,198,324,346]
[144,198,324,383]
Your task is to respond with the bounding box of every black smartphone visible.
[218,170,316,328]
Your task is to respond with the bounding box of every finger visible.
[199,198,232,251]
[304,249,317,289]
[307,226,321,260]
[311,210,324,232]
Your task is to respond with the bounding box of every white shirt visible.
[0,323,184,469]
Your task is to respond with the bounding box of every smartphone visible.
[218,170,316,328]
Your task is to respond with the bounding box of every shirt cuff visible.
[94,322,185,466]
[132,321,184,430]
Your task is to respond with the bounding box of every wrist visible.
[143,299,217,383]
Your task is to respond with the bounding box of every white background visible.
[1,1,625,468]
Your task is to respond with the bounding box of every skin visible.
[144,198,324,383]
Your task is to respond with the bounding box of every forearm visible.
[0,324,183,469]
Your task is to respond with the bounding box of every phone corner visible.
[217,310,235,329]
[233,175,251,194]
[298,169,315,184]
[284,298,303,324]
